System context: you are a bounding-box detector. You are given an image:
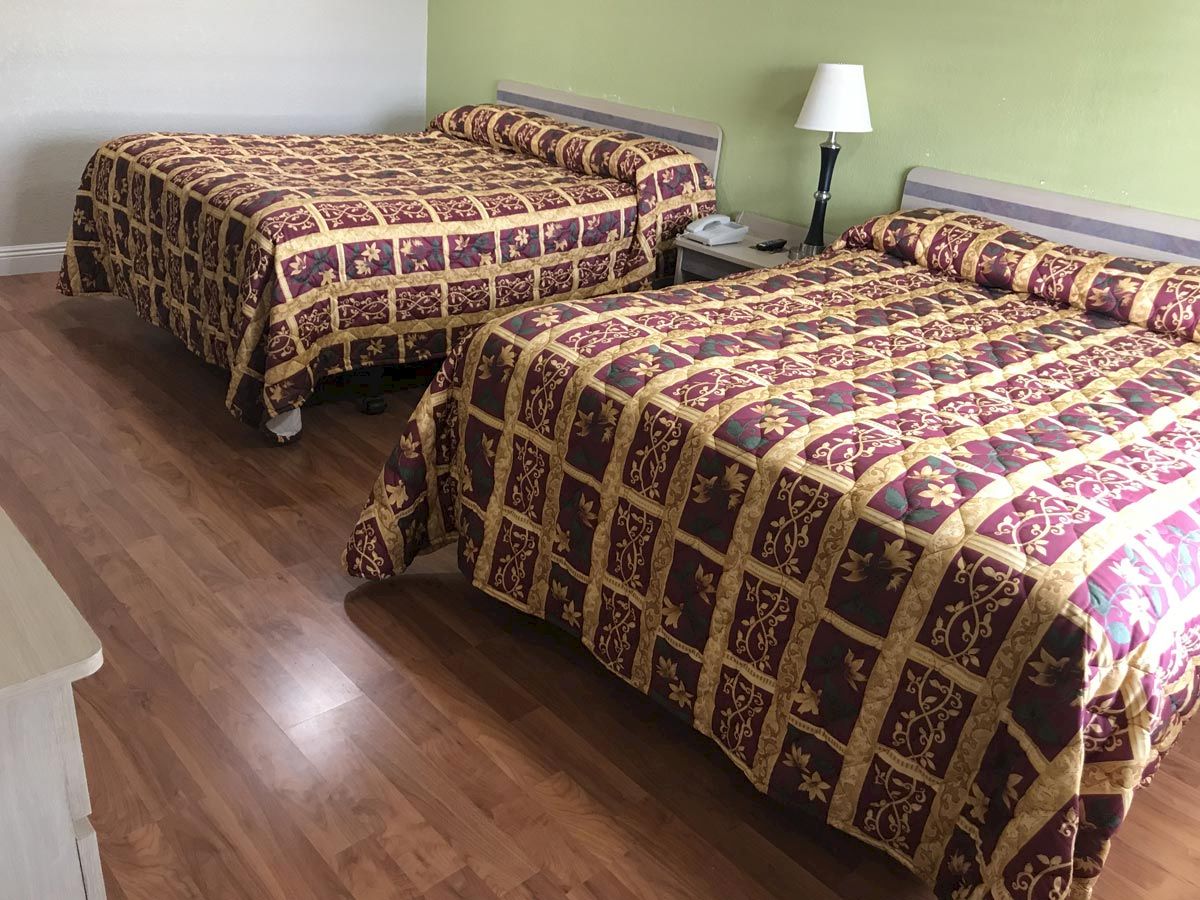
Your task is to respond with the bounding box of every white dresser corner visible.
[0,508,105,900]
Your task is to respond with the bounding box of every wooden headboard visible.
[495,80,724,180]
[902,167,1200,263]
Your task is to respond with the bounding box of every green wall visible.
[428,1,1200,238]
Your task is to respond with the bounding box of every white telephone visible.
[681,214,750,247]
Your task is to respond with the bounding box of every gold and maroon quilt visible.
[59,105,714,424]
[347,209,1200,899]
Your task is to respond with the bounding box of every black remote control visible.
[752,238,788,252]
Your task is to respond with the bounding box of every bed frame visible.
[495,81,724,179]
[901,167,1200,263]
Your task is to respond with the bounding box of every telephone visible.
[681,214,750,247]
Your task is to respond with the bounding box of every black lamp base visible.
[802,132,841,254]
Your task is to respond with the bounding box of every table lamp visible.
[795,63,872,256]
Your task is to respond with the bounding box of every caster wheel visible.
[359,396,388,415]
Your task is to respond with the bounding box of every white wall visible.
[0,0,428,267]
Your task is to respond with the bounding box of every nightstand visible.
[674,212,810,284]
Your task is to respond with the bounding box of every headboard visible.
[496,80,724,180]
[902,167,1200,264]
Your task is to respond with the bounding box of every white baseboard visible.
[0,242,66,277]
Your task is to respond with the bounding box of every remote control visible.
[752,238,788,252]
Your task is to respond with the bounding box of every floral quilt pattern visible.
[58,105,715,423]
[346,210,1200,899]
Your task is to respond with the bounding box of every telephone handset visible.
[681,214,750,247]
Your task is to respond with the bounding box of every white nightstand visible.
[674,212,810,284]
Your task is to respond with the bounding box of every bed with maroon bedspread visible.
[58,105,714,428]
[345,209,1200,899]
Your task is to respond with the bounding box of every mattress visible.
[345,209,1200,899]
[59,105,715,425]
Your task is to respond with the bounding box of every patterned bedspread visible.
[59,105,714,424]
[346,209,1200,899]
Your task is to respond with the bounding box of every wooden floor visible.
[0,272,1198,900]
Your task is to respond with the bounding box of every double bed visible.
[58,83,719,439]
[345,170,1200,899]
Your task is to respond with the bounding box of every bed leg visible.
[359,367,387,415]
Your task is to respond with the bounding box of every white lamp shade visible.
[794,63,872,134]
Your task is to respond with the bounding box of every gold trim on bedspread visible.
[59,105,715,423]
[346,210,1200,899]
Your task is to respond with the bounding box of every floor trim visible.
[0,243,66,277]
